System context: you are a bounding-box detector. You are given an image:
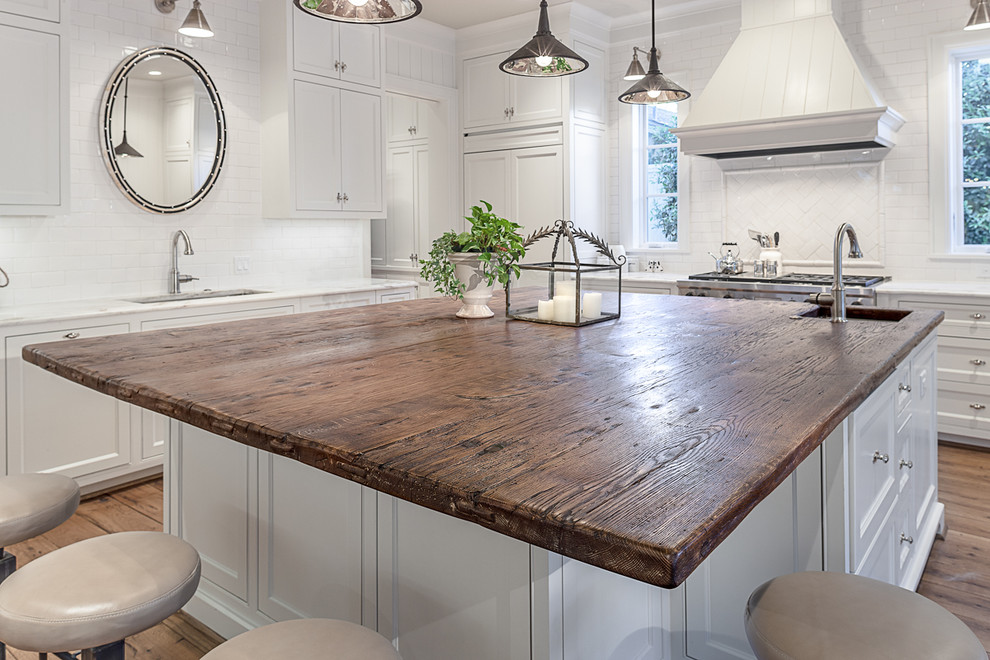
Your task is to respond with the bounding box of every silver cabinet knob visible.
[336,192,342,202]
[900,533,914,544]
[64,332,80,340]
[504,108,510,118]
[342,193,349,202]
[334,60,341,71]
[899,459,913,469]
[972,403,987,411]
[973,313,986,320]
[898,383,912,392]
[341,62,347,72]
[872,451,889,464]
[973,359,986,366]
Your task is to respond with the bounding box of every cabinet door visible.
[910,341,938,532]
[338,24,381,88]
[0,22,62,208]
[293,80,342,211]
[387,93,418,142]
[571,125,606,260]
[292,7,339,79]
[386,146,418,269]
[571,39,606,125]
[340,89,383,212]
[6,323,131,479]
[0,0,59,22]
[462,52,511,129]
[511,145,564,265]
[511,74,563,124]
[463,150,511,230]
[302,291,378,312]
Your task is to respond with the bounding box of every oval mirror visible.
[99,46,226,214]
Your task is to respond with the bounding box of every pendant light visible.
[618,0,689,104]
[293,0,422,25]
[623,47,646,81]
[154,0,214,38]
[965,0,990,30]
[114,79,143,159]
[499,0,588,77]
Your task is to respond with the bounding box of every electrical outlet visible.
[234,256,250,273]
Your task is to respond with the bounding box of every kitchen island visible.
[23,294,943,659]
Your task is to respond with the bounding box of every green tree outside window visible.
[645,104,679,244]
[961,58,990,245]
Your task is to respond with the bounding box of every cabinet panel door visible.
[910,341,937,530]
[386,146,418,269]
[463,150,511,231]
[572,39,606,124]
[340,89,383,212]
[462,52,510,129]
[292,8,339,79]
[6,323,131,479]
[511,145,564,265]
[571,125,606,260]
[378,496,531,660]
[293,80,342,211]
[258,454,367,622]
[338,24,380,87]
[511,74,563,124]
[0,0,59,22]
[0,23,61,207]
[387,93,418,142]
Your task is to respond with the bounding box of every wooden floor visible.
[3,443,990,657]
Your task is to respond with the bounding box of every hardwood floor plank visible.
[76,493,161,534]
[111,481,165,522]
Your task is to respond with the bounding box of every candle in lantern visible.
[583,292,602,318]
[555,280,576,298]
[537,300,554,321]
[553,296,576,323]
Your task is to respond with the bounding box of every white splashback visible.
[724,163,884,268]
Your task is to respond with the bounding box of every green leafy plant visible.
[419,201,527,299]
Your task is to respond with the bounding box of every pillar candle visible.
[583,292,602,318]
[537,299,554,321]
[553,296,576,323]
[555,280,576,298]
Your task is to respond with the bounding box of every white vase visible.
[448,252,495,319]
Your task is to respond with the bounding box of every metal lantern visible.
[506,220,625,327]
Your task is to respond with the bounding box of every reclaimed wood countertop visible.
[22,294,942,588]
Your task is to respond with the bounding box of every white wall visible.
[0,0,367,308]
[608,0,989,282]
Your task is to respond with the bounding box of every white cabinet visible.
[5,323,131,486]
[462,51,563,131]
[387,93,431,143]
[0,12,67,214]
[384,144,430,269]
[0,0,59,21]
[292,8,380,88]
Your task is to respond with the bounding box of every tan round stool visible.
[0,531,201,659]
[745,572,987,660]
[202,619,402,659]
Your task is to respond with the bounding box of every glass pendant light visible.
[114,79,144,159]
[499,0,588,77]
[623,47,646,81]
[178,0,213,37]
[293,0,422,24]
[618,0,689,104]
[965,0,990,30]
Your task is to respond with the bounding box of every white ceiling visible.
[417,0,652,30]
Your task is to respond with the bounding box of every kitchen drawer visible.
[937,336,990,387]
[302,291,377,312]
[937,381,990,439]
[897,299,990,339]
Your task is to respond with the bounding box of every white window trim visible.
[929,30,990,256]
[618,84,691,254]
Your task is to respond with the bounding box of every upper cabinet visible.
[462,51,563,131]
[260,1,385,219]
[0,7,67,215]
[387,94,432,143]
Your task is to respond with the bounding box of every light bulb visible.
[535,55,553,67]
[647,89,662,99]
[350,0,370,5]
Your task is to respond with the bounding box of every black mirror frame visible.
[99,46,227,214]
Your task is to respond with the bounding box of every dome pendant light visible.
[619,0,689,104]
[623,47,647,81]
[293,0,423,25]
[965,0,990,30]
[499,0,588,77]
[178,0,214,37]
[114,79,144,159]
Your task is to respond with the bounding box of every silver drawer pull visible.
[971,403,987,411]
[872,451,889,464]
[63,332,80,340]
[898,383,912,392]
[973,313,986,320]
[899,459,913,469]
[973,359,987,366]
[900,533,914,544]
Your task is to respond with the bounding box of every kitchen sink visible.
[794,306,911,322]
[125,289,270,304]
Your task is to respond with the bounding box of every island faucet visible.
[830,222,863,323]
[169,229,198,295]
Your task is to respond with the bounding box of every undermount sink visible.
[125,289,270,304]
[794,306,911,322]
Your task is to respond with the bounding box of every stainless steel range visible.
[676,272,889,305]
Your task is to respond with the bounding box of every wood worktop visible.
[22,294,942,588]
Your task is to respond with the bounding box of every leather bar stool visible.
[0,473,80,660]
[202,619,402,659]
[0,531,201,660]
[745,572,987,660]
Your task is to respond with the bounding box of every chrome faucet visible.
[169,230,198,294]
[830,222,863,323]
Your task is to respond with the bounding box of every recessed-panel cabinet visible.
[385,144,429,269]
[387,93,431,143]
[462,51,562,131]
[0,0,58,21]
[292,8,380,88]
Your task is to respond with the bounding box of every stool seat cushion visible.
[0,531,201,652]
[202,619,401,659]
[0,474,79,548]
[745,572,987,660]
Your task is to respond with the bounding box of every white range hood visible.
[671,0,904,162]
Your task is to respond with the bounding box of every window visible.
[960,56,990,247]
[643,104,680,246]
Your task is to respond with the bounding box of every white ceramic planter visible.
[448,252,495,319]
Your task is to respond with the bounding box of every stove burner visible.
[687,272,889,287]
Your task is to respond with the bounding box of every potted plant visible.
[420,201,527,318]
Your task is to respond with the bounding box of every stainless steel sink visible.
[794,306,911,322]
[125,289,270,304]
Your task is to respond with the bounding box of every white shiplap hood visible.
[671,0,904,162]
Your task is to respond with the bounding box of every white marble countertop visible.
[874,280,990,297]
[0,279,418,328]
